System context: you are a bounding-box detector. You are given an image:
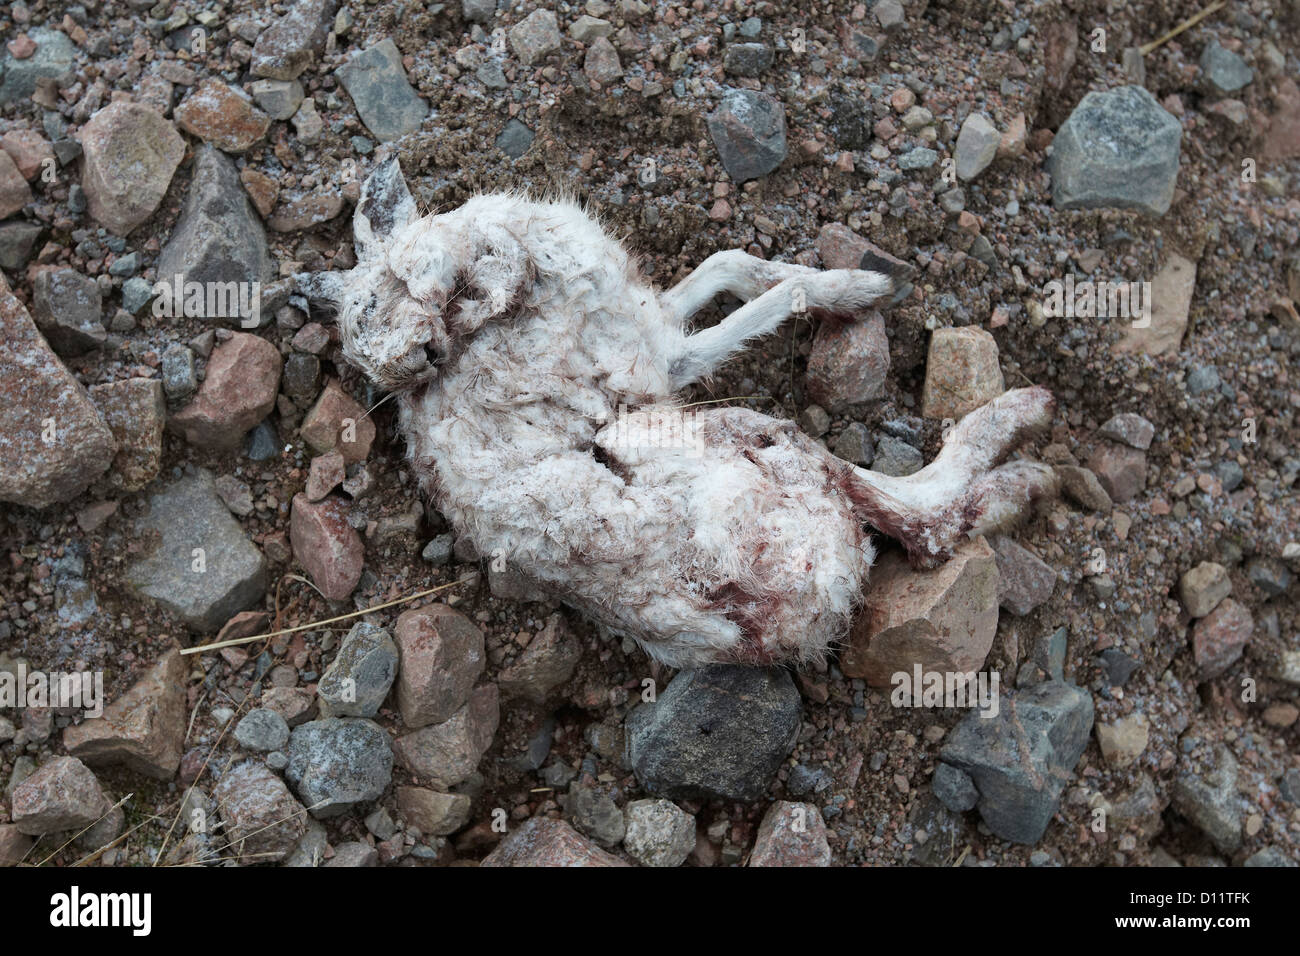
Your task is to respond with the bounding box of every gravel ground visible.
[0,0,1297,867]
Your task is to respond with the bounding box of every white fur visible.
[298,161,1058,668]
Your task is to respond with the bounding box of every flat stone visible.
[171,332,281,450]
[251,78,305,121]
[251,0,337,80]
[496,119,534,159]
[842,537,999,686]
[63,649,186,779]
[300,378,375,463]
[11,756,111,836]
[921,326,1004,420]
[336,38,427,142]
[0,221,42,271]
[497,613,581,705]
[991,535,1056,616]
[805,311,889,412]
[1113,253,1196,356]
[175,78,271,152]
[127,470,267,632]
[954,112,1000,181]
[0,275,116,509]
[268,188,345,232]
[748,800,832,866]
[30,268,104,355]
[290,493,364,601]
[1048,86,1182,216]
[1200,39,1253,96]
[214,760,309,863]
[481,818,628,867]
[77,102,185,235]
[1056,464,1113,512]
[0,152,32,218]
[723,43,773,77]
[393,684,499,789]
[394,604,486,728]
[1097,412,1154,450]
[707,88,787,182]
[626,665,800,802]
[285,717,393,818]
[317,621,399,718]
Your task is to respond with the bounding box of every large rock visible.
[1048,86,1182,216]
[170,332,282,450]
[285,718,393,818]
[0,275,115,509]
[805,311,890,412]
[213,761,310,863]
[289,493,364,601]
[921,327,1004,420]
[10,756,111,836]
[481,818,628,867]
[625,665,801,801]
[394,604,486,728]
[87,378,166,492]
[706,88,787,182]
[0,28,75,105]
[155,146,274,323]
[317,621,399,718]
[77,102,185,235]
[392,684,499,789]
[336,39,427,142]
[251,0,337,80]
[127,471,267,632]
[841,538,999,686]
[748,800,832,866]
[63,649,186,780]
[939,680,1094,844]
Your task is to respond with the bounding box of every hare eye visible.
[424,343,442,365]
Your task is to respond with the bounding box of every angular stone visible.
[396,786,471,836]
[921,326,1004,420]
[127,471,267,632]
[1097,412,1154,450]
[251,0,337,80]
[1191,598,1253,678]
[939,681,1094,844]
[317,621,398,718]
[251,78,304,121]
[1087,443,1145,503]
[30,268,104,355]
[0,275,116,509]
[11,756,111,836]
[954,112,1000,181]
[77,102,185,235]
[1178,561,1230,618]
[991,535,1056,616]
[0,825,33,866]
[336,39,427,142]
[175,78,271,152]
[1056,464,1113,512]
[1113,254,1196,356]
[481,817,628,867]
[63,649,186,780]
[155,145,274,322]
[805,311,889,412]
[498,613,581,705]
[214,760,309,863]
[0,221,42,271]
[285,717,393,817]
[1048,86,1182,216]
[392,684,500,789]
[290,493,364,601]
[171,332,282,450]
[626,665,800,801]
[1200,40,1253,96]
[0,152,32,218]
[394,604,486,729]
[1095,713,1149,767]
[707,88,787,182]
[1171,744,1241,853]
[748,800,832,866]
[300,378,376,463]
[622,799,695,867]
[932,762,979,812]
[305,450,345,500]
[234,708,290,751]
[87,378,166,491]
[508,9,562,65]
[842,538,999,687]
[0,28,74,106]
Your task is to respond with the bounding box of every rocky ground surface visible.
[0,0,1298,867]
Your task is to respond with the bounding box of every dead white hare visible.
[297,159,1058,669]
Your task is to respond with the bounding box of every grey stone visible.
[723,43,773,77]
[156,146,273,322]
[251,0,337,80]
[282,817,328,866]
[706,88,787,182]
[508,9,562,65]
[234,708,291,752]
[126,471,267,632]
[214,761,309,864]
[337,39,427,142]
[1186,365,1220,396]
[954,113,999,181]
[991,535,1056,616]
[1171,744,1241,854]
[898,147,939,170]
[122,277,155,315]
[1246,557,1292,597]
[31,269,105,355]
[932,762,979,812]
[832,422,873,466]
[0,28,75,105]
[872,435,923,476]
[1097,412,1155,450]
[939,681,1094,844]
[1048,86,1182,216]
[496,119,534,159]
[1200,40,1253,96]
[626,665,801,801]
[421,533,454,565]
[622,798,695,867]
[0,222,42,272]
[462,0,497,24]
[566,785,625,847]
[1099,648,1139,686]
[251,79,305,120]
[160,343,197,401]
[285,717,393,818]
[317,621,399,718]
[1243,847,1298,867]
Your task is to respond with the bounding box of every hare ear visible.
[293,270,348,314]
[354,156,418,262]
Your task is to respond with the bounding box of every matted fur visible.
[297,159,1058,668]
